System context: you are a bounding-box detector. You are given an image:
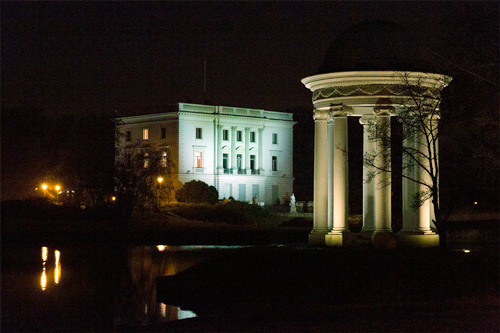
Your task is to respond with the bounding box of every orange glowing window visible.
[195,152,202,168]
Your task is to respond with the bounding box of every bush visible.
[166,201,275,225]
[175,180,218,204]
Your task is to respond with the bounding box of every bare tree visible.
[363,71,452,248]
[114,122,176,215]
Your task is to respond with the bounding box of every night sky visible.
[1,1,498,201]
[2,1,497,116]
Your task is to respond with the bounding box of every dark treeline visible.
[1,108,116,203]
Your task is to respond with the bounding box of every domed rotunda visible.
[302,20,451,247]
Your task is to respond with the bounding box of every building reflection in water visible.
[40,247,61,291]
[126,245,205,324]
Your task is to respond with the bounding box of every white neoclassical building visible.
[116,103,295,205]
[302,21,451,247]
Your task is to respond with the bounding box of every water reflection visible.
[123,245,208,325]
[40,246,62,291]
[41,266,47,291]
[4,244,240,330]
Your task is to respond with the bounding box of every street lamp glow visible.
[42,184,48,190]
[157,177,164,183]
[55,185,61,191]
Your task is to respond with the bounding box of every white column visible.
[373,114,392,233]
[429,115,439,228]
[231,126,237,171]
[216,124,223,169]
[402,124,418,231]
[398,115,439,247]
[244,127,250,172]
[258,128,264,172]
[416,118,434,233]
[309,109,329,245]
[332,114,349,232]
[360,116,375,233]
[327,116,335,230]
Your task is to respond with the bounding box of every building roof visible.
[316,20,443,75]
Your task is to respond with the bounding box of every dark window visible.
[250,155,256,170]
[161,127,166,139]
[272,156,277,171]
[196,128,202,139]
[236,130,242,142]
[223,153,229,169]
[272,133,278,144]
[223,129,229,141]
[250,131,256,143]
[126,131,131,142]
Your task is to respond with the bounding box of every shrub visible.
[175,180,218,204]
[167,201,275,225]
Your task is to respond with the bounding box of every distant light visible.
[474,202,478,205]
[42,184,48,190]
[157,245,166,251]
[157,177,164,183]
[463,249,471,253]
[55,185,61,191]
[111,196,116,201]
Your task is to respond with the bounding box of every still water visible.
[2,243,242,331]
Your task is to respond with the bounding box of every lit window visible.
[161,151,167,167]
[250,131,256,143]
[196,128,202,139]
[126,131,131,142]
[272,133,278,144]
[272,156,277,171]
[161,127,166,139]
[223,129,229,141]
[144,153,149,168]
[195,152,202,168]
[237,131,242,142]
[143,128,149,140]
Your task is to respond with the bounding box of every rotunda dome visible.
[316,20,441,74]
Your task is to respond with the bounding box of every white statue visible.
[289,193,297,214]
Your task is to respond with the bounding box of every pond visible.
[1,242,245,331]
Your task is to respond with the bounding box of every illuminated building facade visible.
[117,103,295,205]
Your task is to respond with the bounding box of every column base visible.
[371,231,397,250]
[397,231,440,248]
[325,230,356,247]
[308,229,329,245]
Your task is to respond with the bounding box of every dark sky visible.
[2,1,498,116]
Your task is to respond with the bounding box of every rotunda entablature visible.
[302,71,450,116]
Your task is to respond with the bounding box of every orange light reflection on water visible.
[40,247,62,290]
[41,267,47,291]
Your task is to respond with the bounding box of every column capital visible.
[329,103,350,117]
[313,109,329,121]
[359,115,376,126]
[373,105,394,116]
